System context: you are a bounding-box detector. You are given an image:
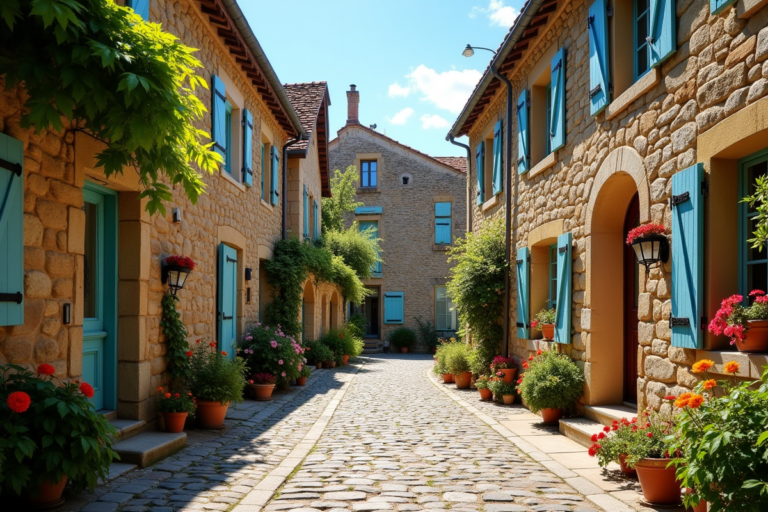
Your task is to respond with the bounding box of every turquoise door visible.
[218,244,238,360]
[82,183,117,411]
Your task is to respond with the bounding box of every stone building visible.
[448,0,768,437]
[329,86,467,352]
[0,0,339,461]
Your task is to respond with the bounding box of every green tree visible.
[322,225,381,279]
[321,166,363,233]
[0,0,221,214]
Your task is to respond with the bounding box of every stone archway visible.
[302,280,316,341]
[584,147,650,406]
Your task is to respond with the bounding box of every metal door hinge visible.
[671,191,690,207]
[670,316,690,327]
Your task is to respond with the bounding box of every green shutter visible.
[217,243,238,360]
[303,185,309,240]
[516,90,529,174]
[242,109,253,187]
[384,292,404,324]
[127,0,149,20]
[555,232,573,344]
[711,0,737,14]
[0,133,24,326]
[492,120,503,194]
[671,164,704,349]
[270,146,279,205]
[476,141,485,205]
[588,0,610,116]
[649,0,677,67]
[212,75,227,159]
[516,247,530,339]
[550,48,566,152]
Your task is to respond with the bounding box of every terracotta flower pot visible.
[296,376,307,386]
[540,408,563,424]
[343,355,350,365]
[498,368,517,384]
[250,383,275,401]
[454,371,472,389]
[328,361,336,368]
[196,400,229,428]
[502,394,515,405]
[542,324,555,340]
[619,454,637,476]
[316,362,323,369]
[400,347,408,353]
[26,476,67,506]
[735,320,768,352]
[635,458,681,505]
[443,373,454,383]
[162,411,188,433]
[478,388,493,400]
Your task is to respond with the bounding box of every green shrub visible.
[489,379,517,397]
[518,350,584,413]
[445,342,472,375]
[387,327,416,349]
[433,341,455,375]
[348,313,367,337]
[313,344,334,363]
[323,226,382,279]
[189,342,247,404]
[341,324,364,357]
[320,328,345,359]
[414,317,440,350]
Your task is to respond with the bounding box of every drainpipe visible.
[282,136,304,240]
[447,135,472,234]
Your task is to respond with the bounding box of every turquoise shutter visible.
[270,146,279,205]
[492,120,503,194]
[303,185,309,239]
[649,0,676,67]
[212,75,227,159]
[242,109,253,187]
[261,144,265,198]
[217,244,238,360]
[555,232,573,344]
[516,247,530,339]
[0,134,24,326]
[711,0,737,14]
[313,199,319,240]
[550,48,566,152]
[516,90,529,174]
[588,0,610,116]
[476,142,485,205]
[671,164,704,349]
[435,202,452,244]
[127,0,149,20]
[384,292,404,324]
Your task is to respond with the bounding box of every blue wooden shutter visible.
[435,202,452,244]
[550,48,566,152]
[516,247,530,339]
[127,0,149,20]
[217,244,238,360]
[313,199,319,240]
[476,142,485,205]
[384,292,404,324]
[588,0,610,116]
[261,144,265,198]
[492,120,503,194]
[242,109,253,187]
[303,185,309,239]
[555,232,573,344]
[649,0,676,67]
[516,90,529,174]
[671,164,704,349]
[711,0,737,14]
[270,146,279,205]
[212,75,227,159]
[0,133,24,326]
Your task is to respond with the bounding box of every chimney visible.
[346,84,359,125]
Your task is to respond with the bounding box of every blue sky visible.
[246,0,522,158]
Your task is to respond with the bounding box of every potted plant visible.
[296,365,311,386]
[667,359,768,511]
[433,342,454,383]
[156,387,196,433]
[531,308,556,340]
[517,350,584,424]
[0,364,118,506]
[189,341,247,428]
[445,342,472,389]
[475,375,493,400]
[588,417,640,476]
[489,379,516,405]
[490,356,517,384]
[708,290,768,352]
[320,328,346,366]
[388,327,416,353]
[415,317,440,354]
[313,345,333,369]
[240,324,306,389]
[340,322,364,363]
[249,373,277,400]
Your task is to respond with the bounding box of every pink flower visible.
[281,372,286,377]
[750,289,766,296]
[271,340,278,348]
[278,360,283,365]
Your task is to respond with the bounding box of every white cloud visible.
[388,82,410,98]
[405,65,483,114]
[420,114,450,130]
[471,0,519,27]
[387,107,414,125]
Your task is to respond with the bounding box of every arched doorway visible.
[330,291,339,330]
[623,194,640,404]
[302,280,316,341]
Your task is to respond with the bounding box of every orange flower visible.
[157,386,163,392]
[692,359,715,373]
[674,392,694,409]
[687,395,705,409]
[702,379,717,390]
[165,393,171,398]
[724,361,740,374]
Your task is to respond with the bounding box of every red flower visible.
[165,255,196,270]
[174,393,180,398]
[536,349,542,356]
[647,432,654,438]
[522,362,529,369]
[196,339,201,344]
[37,363,55,376]
[209,342,216,347]
[591,434,598,442]
[663,395,676,401]
[186,351,193,357]
[750,289,766,296]
[79,382,95,399]
[531,320,539,329]
[7,391,31,413]
[165,393,171,398]
[221,351,228,356]
[339,334,344,338]
[625,223,665,245]
[597,432,605,440]
[528,356,533,361]
[603,426,610,433]
[517,378,523,385]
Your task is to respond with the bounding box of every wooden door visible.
[623,194,640,404]
[218,243,238,360]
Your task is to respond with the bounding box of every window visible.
[435,286,457,331]
[435,202,452,244]
[548,244,558,310]
[634,0,650,80]
[361,160,377,188]
[739,151,768,296]
[212,73,245,184]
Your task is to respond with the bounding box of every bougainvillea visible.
[625,223,666,245]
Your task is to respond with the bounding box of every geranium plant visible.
[164,255,196,270]
[490,356,515,373]
[156,388,196,415]
[531,308,556,331]
[241,324,305,386]
[588,416,641,467]
[250,373,277,385]
[590,407,677,468]
[625,223,666,245]
[189,341,247,404]
[708,290,768,344]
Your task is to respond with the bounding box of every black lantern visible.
[162,264,192,295]
[630,234,669,271]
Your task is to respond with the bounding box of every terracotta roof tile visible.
[283,82,328,152]
[434,157,467,174]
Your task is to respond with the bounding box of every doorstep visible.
[109,418,147,442]
[112,431,187,468]
[559,416,605,449]
[583,404,637,427]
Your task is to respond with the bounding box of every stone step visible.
[583,405,637,427]
[363,348,382,354]
[558,417,605,449]
[113,431,187,468]
[110,418,147,442]
[104,462,138,483]
[100,409,118,421]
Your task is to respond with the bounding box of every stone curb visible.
[232,362,364,512]
[425,370,635,512]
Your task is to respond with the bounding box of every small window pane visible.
[748,218,767,261]
[84,202,98,319]
[748,263,768,295]
[748,161,768,213]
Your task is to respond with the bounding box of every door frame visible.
[82,181,118,411]
[622,194,640,404]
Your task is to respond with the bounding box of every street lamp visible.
[462,44,497,58]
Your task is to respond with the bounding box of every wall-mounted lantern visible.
[245,268,253,281]
[627,224,669,271]
[162,255,195,295]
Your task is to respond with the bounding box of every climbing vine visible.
[160,293,191,389]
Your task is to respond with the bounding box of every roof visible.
[330,124,466,176]
[284,82,332,197]
[448,0,558,138]
[433,157,467,174]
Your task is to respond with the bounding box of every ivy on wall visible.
[160,293,192,389]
